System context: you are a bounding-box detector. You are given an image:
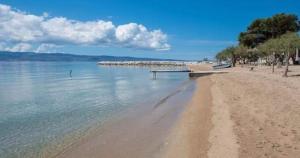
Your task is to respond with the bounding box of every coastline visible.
[44,64,300,158]
[1,2,300,158]
[54,78,196,158]
[161,76,213,158]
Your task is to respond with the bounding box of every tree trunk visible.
[272,52,275,73]
[283,51,290,77]
[296,48,299,65]
[291,56,296,65]
[231,55,236,67]
[277,57,283,68]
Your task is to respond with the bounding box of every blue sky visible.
[1,0,300,60]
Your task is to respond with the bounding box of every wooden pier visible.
[150,69,228,79]
[150,69,191,79]
[98,61,186,66]
[188,71,228,77]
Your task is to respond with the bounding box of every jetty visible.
[149,66,229,79]
[150,69,191,79]
[97,61,187,66]
[188,71,228,77]
[150,70,191,73]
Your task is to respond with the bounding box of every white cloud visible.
[40,17,116,45]
[116,23,170,50]
[0,4,170,52]
[0,5,44,43]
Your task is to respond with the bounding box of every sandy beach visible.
[1,1,300,158]
[162,64,300,158]
[52,64,300,158]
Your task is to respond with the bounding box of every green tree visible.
[216,46,237,67]
[239,13,300,48]
[235,45,248,64]
[257,38,281,72]
[279,33,300,77]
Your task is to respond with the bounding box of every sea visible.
[0,62,192,158]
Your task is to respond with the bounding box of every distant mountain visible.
[0,51,174,62]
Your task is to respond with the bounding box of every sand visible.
[162,64,300,158]
[55,64,300,158]
[162,76,213,158]
[54,79,195,158]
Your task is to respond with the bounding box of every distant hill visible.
[0,51,174,62]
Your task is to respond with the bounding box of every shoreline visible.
[161,76,213,158]
[54,78,196,158]
[45,64,300,158]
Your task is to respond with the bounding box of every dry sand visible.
[162,64,300,158]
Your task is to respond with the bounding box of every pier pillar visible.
[153,72,157,79]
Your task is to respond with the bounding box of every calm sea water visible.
[0,62,190,158]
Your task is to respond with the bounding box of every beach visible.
[1,62,300,158]
[4,62,298,158]
[162,64,300,158]
[51,64,300,158]
[1,1,300,158]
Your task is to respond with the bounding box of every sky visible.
[0,0,299,60]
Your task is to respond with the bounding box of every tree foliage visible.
[216,45,256,66]
[216,13,300,76]
[258,32,300,57]
[239,13,300,48]
[216,46,237,66]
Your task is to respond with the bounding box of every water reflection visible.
[0,62,188,158]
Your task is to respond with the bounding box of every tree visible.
[215,51,228,61]
[239,13,300,48]
[257,38,281,72]
[279,33,300,77]
[235,45,249,64]
[216,45,258,66]
[272,14,300,37]
[216,46,237,67]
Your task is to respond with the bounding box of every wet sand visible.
[161,76,213,158]
[55,81,195,158]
